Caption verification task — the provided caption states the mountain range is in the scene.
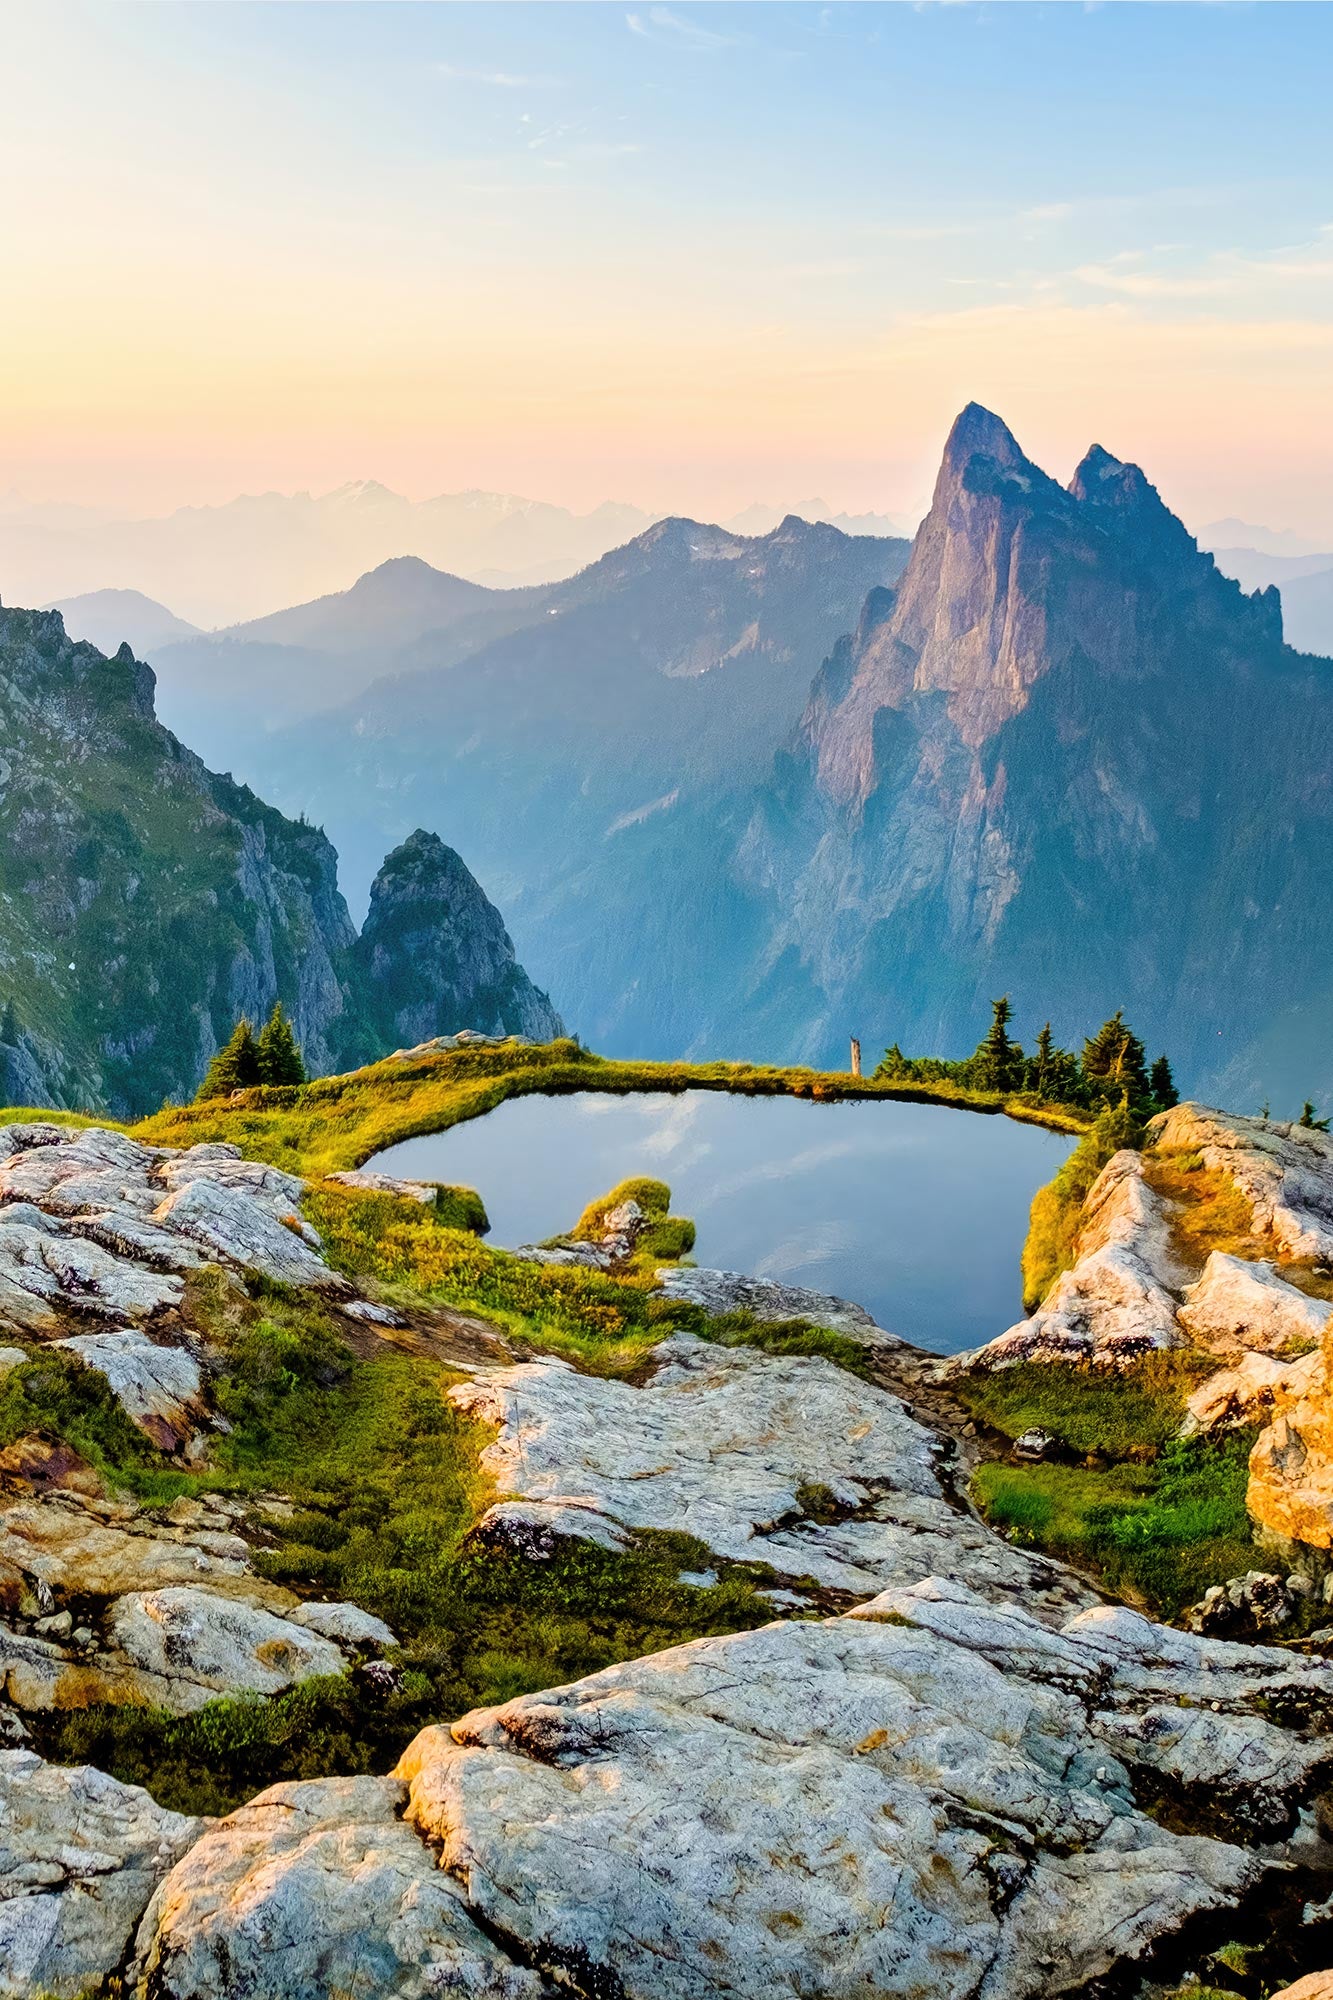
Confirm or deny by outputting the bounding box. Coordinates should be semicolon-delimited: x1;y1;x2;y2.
148;403;1333;1114
0;607;557;1117
8;481;908;629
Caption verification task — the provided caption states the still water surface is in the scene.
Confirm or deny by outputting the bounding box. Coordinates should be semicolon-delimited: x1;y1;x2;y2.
368;1090;1072;1356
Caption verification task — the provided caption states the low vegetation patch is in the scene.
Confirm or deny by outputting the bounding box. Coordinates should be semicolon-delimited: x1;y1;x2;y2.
1142;1149;1261;1266
132;1036;1087;1183
962;1355;1257;1616
1021;1100;1146;1309
26;1273;782;1815
954;1354;1214;1457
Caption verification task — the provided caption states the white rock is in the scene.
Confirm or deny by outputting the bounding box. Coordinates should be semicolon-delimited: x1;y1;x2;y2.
325;1168;440;1203
470;1498;632;1559
450;1336;1094;1614
379;1576;1332;2000
0;1349;26;1378
1150;1102;1333;1262
53;1328;205;1450
0;1748;203;2000
969;1152;1183;1368
103;1588;348;1711
285;1599;397;1648
1182;1350;1313;1435
131;1774;544;2000
1180;1251;1332;1356
150;1177;341;1291
0;1124;346;1342
655;1265;910;1351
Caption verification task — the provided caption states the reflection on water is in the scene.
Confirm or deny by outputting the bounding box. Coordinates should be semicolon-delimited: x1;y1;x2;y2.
368;1090;1072;1357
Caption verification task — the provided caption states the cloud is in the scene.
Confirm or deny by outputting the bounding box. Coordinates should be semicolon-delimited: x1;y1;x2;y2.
1074;261;1233;300
626;7;742;48
437;63;556;88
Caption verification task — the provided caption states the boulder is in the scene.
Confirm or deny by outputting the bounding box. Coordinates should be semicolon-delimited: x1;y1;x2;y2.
655;1265;910;1354
53;1328;206;1450
103;1588;350;1712
966;1152;1183;1369
0;1749;203;2000
0;1124;345;1341
450;1335;1095;1617
1179;1252;1331;1357
130;1774;544;2000
1150;1103;1333;1262
365;1578;1333;2000
1271;1977;1333;2000
1182;1349;1320;1436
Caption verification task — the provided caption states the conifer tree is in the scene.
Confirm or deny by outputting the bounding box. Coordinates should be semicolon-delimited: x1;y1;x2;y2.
256;1003;306;1086
195;1019;261;1102
1081;1010;1149;1101
1299;1101;1330;1132
1029;1021;1055;1097
1149;1054;1178;1109
973;996;1024;1093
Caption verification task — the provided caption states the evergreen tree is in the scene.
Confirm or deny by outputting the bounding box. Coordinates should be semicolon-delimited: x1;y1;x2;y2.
1299;1101;1331;1132
876;1043;908;1078
0;998;16;1047
1148;1054;1178;1109
1028;1022;1055;1098
256;1003;306;1086
195;1019;261;1102
972;996;1024;1093
1081;1010;1149;1102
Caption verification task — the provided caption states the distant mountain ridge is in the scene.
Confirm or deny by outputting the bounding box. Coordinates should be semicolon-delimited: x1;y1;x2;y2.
1;480;908;629
0;607;556;1117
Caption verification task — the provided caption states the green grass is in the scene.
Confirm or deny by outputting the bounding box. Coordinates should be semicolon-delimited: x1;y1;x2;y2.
25;1271;784;1815
974;1430;1258;1616
131;1038;1087;1182
955;1354;1214;1457
960;1353;1258;1615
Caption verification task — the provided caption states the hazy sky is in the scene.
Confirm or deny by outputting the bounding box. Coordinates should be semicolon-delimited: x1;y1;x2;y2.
5;1;1333;535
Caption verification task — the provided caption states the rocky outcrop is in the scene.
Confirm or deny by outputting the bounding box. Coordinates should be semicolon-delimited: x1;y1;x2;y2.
1180;1250;1332;1357
451;1335;1093;1615
0;1750;204;2000
1183;1349;1319;1436
655;1265;911;1354
346;829;562;1058
1249;1319;1333;1554
0;1123;344;1348
119;1577;1333;2000
130;1775;545;2000
968;1151;1184;1369
1150;1103;1333;1262
52;1330;205;1450
0;1485;394;1719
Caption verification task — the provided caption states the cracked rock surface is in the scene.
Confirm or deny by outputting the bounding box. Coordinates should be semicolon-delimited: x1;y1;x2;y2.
18;1575;1333;2000
0;1124;343;1338
0;1749;203;2000
451;1334;1095;1616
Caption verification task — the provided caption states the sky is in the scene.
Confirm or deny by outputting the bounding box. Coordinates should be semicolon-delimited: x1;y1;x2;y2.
3;1;1333;537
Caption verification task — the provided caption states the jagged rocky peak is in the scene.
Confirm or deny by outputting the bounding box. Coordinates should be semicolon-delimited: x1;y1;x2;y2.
352;829;562;1052
808;402;1287;803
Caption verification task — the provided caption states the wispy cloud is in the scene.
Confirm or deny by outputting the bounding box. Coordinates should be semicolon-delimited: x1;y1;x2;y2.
437;62;557;89
626;7;742;49
1075;261;1232;300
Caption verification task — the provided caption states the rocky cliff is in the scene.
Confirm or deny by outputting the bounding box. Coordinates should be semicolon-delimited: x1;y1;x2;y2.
346;830;561;1057
726;405;1333;1098
0;608;556;1116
